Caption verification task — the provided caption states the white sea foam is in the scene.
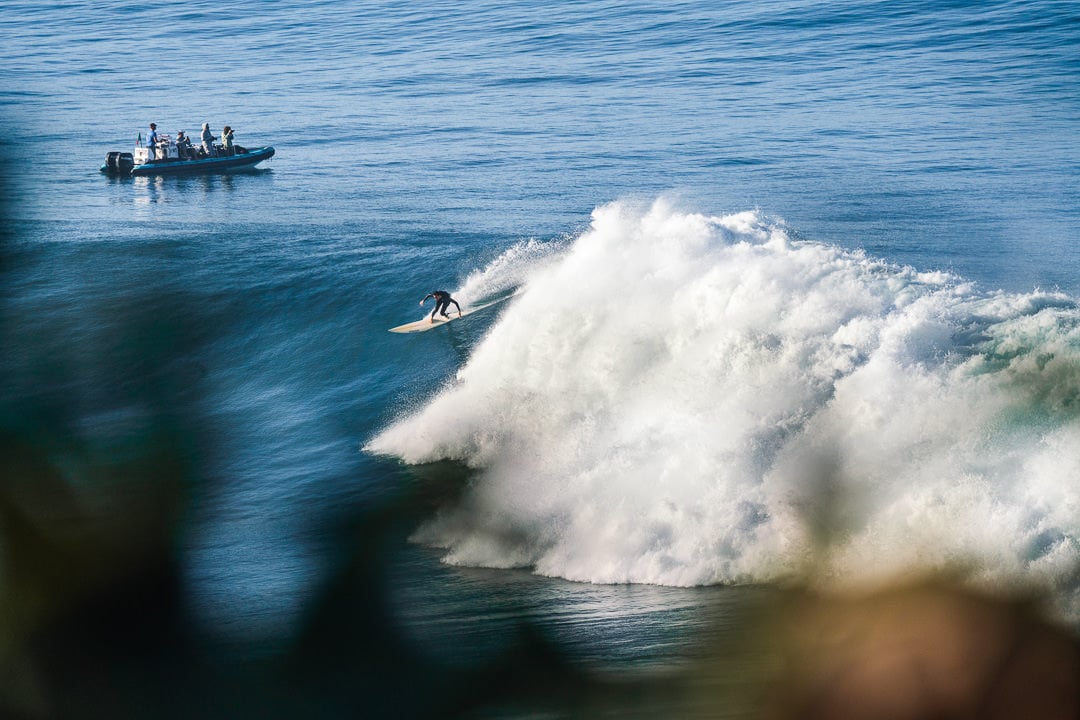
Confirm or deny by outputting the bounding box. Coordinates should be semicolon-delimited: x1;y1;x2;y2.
366;199;1080;609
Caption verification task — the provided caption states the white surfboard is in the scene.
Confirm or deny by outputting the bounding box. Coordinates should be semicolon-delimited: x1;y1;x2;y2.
388;295;513;334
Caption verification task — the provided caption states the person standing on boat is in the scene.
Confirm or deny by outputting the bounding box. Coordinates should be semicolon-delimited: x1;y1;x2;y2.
200;122;217;157
420;290;462;323
146;123;159;154
221;126;234;156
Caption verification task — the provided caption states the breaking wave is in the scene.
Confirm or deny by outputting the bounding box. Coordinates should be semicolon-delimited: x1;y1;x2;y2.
367;199;1080;609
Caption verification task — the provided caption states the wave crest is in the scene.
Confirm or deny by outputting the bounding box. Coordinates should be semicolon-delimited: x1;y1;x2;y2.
366;199;1080;604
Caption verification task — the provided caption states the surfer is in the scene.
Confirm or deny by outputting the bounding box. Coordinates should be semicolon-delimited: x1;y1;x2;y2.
420;290;462;323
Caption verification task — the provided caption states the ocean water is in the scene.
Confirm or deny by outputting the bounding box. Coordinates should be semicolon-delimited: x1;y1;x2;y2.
1;0;1079;716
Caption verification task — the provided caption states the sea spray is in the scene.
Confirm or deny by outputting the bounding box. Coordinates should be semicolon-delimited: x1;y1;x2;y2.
455;236;566;306
366;199;1080;612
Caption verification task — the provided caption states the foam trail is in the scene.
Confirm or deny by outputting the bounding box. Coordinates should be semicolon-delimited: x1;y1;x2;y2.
455;236;566;305
367;199;1080;611
400;237;562;325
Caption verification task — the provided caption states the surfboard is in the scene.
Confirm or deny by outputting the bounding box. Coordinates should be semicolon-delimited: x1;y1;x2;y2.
388;295;513;334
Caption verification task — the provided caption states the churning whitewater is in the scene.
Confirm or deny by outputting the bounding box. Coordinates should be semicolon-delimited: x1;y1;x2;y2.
367;199;1080;603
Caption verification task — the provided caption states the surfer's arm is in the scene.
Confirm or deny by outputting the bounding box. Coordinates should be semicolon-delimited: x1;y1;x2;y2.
420;293;434;305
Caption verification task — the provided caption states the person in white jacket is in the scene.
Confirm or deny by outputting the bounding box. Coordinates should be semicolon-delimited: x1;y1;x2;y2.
200;122;217;157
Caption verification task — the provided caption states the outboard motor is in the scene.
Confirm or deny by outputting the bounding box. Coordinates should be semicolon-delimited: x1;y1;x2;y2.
104;151;135;175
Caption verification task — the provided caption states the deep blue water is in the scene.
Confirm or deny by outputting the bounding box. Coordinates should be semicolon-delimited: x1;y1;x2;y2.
2;0;1079;716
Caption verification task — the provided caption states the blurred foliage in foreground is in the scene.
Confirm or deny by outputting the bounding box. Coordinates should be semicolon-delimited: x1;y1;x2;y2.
3;172;1080;719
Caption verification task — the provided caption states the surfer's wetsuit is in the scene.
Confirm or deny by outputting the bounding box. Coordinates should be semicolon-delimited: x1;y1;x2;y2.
422;290;461;320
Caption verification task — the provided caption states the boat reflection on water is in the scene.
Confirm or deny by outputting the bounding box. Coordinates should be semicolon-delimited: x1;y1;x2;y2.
128;168;273;212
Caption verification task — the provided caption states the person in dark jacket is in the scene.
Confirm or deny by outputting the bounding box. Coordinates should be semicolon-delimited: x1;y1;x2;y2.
420;290;462;323
175;130;193;159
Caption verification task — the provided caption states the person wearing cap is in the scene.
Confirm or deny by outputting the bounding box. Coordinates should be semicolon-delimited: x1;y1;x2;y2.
146;123;159;150
176;130;193;159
